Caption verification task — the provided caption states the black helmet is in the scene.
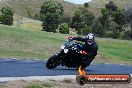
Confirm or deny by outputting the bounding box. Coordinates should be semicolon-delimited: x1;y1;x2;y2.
86;33;95;45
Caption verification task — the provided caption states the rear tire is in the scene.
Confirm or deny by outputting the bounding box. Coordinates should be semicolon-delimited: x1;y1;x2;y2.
46;55;60;69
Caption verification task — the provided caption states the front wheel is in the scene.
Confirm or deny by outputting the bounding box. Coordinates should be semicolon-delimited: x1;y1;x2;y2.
46;55;60;69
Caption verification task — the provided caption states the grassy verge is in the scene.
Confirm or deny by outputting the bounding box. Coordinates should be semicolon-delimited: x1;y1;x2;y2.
96;38;132;62
0;24;132;63
1;80;132;88
13;15;42;31
27;83;52;88
0;24;66;59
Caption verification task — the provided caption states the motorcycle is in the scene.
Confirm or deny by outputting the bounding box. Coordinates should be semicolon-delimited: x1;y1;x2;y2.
46;37;88;69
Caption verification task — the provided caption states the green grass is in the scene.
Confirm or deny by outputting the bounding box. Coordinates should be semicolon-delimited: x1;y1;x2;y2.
27;83;52;88
96;38;132;62
0;24;66;59
0;24;132;63
13;15;42;31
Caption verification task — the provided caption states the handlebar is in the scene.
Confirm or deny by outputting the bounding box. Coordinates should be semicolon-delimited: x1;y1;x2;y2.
65;39;83;49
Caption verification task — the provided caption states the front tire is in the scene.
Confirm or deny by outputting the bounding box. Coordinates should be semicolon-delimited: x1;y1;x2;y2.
46;55;60;69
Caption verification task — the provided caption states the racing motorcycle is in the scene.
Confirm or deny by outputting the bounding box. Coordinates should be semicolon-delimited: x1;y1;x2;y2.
46;37;88;69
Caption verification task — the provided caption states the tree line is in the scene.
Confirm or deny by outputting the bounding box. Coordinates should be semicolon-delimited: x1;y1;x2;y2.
0;0;132;39
39;0;132;39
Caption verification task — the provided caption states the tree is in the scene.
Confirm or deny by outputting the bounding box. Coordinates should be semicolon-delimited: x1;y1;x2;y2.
40;0;64;32
97;1;125;38
96;8;110;37
108;21;121;38
70;9;85;34
84;3;89;8
84;10;95;26
60;15;71;26
79;7;95;27
105;1;117;12
123;8;132;39
125;8;132;31
112;9;125;28
71;3;95;35
91;19;105;37
0;7;14;25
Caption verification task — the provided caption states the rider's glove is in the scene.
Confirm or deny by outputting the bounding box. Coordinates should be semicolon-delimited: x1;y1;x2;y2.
68;36;74;41
80;50;88;55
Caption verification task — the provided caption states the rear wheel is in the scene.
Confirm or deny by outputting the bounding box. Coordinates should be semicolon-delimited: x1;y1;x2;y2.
46;55;60;69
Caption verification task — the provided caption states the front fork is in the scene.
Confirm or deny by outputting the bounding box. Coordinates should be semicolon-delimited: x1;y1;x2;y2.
56;50;67;66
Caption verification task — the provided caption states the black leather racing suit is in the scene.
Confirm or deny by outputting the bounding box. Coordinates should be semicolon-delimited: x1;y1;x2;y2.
73;36;98;68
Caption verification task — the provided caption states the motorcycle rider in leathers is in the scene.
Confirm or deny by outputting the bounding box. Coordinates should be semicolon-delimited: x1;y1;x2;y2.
69;33;98;69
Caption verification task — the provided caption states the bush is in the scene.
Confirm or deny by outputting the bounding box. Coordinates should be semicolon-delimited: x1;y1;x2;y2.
59;23;69;34
27;84;43;88
81;26;91;35
27;83;52;88
0;7;14;25
107;31;120;39
110;32;120;39
121;30;132;39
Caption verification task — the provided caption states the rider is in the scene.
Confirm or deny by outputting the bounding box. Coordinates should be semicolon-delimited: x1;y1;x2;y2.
69;33;98;69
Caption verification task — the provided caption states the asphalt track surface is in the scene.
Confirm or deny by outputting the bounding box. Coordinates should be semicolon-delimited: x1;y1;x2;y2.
0;58;132;77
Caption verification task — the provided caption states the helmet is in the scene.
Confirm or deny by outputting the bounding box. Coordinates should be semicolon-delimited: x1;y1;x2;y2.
86;33;95;45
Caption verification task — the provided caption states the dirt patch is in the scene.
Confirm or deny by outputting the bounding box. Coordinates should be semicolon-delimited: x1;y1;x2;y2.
0;79;132;88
